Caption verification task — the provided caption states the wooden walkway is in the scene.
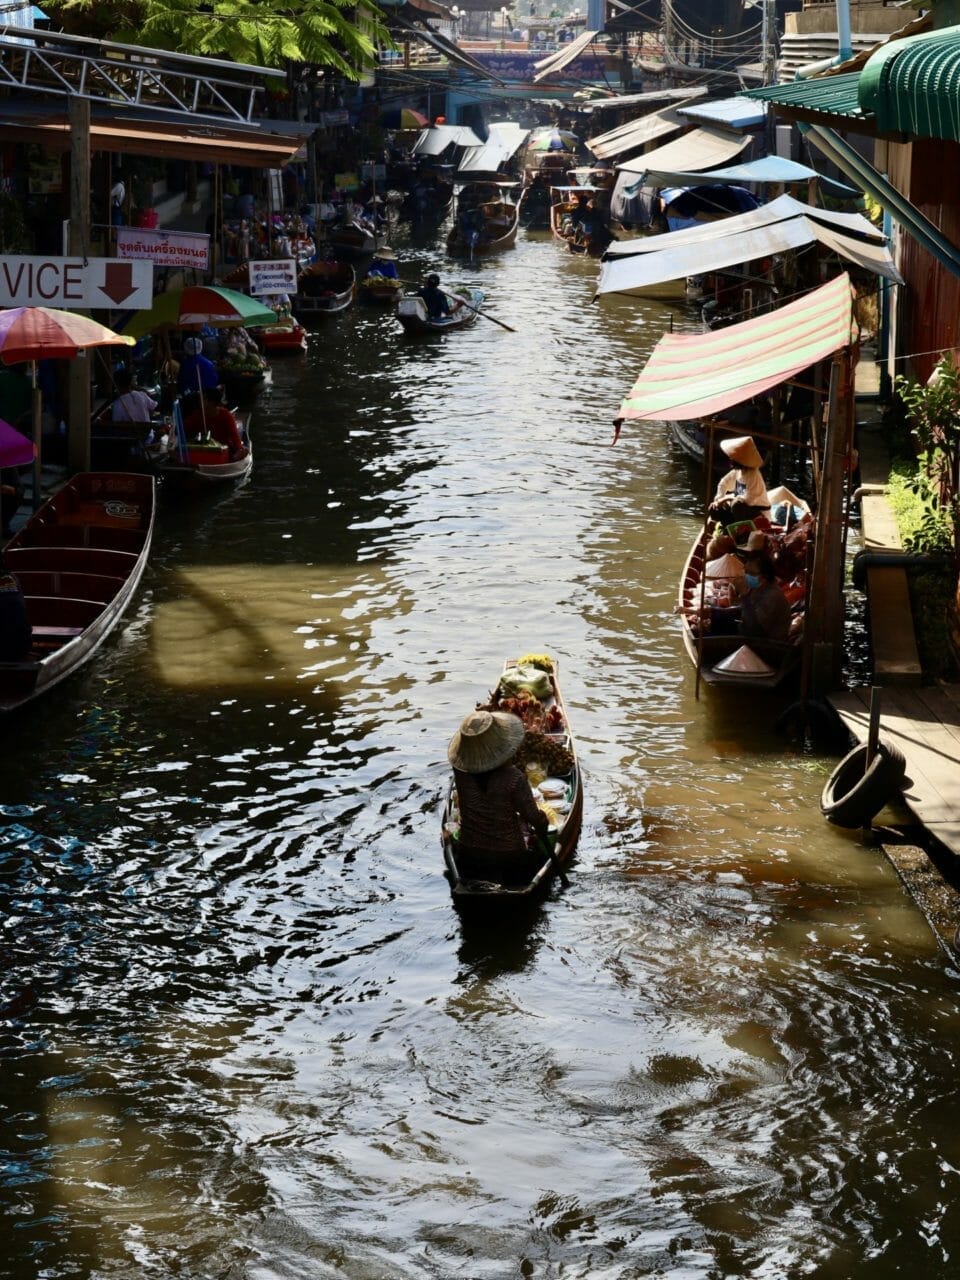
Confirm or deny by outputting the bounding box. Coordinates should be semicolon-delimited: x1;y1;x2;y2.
829;685;960;857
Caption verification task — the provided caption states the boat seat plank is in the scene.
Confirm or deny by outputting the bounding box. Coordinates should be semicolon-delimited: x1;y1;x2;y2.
31;625;84;637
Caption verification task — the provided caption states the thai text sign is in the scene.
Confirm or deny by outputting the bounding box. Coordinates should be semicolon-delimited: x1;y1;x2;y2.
116;227;210;271
248;259;298;296
0;255;154;309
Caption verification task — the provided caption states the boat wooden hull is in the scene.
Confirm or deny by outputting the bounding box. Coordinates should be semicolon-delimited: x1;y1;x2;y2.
441;657;582;910
0;472;155;713
358;277;402;306
255;322;308;353
446;202;519;257
678;486;811;688
159;411;253;491
397;287;484;335
296;262;355;317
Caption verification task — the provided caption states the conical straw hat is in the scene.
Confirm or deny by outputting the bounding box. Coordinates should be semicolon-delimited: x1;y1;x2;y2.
448;709;524;772
720;435;763;468
714;645;775;675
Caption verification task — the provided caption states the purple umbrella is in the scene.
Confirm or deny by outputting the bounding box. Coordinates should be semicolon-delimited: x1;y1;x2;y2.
0;417;35;469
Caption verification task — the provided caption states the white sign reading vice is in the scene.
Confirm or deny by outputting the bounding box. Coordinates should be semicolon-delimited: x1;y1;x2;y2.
0;255;154;309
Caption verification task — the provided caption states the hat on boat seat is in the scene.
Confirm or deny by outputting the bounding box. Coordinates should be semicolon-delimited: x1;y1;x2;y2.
720;435;763;468
448;710;525;773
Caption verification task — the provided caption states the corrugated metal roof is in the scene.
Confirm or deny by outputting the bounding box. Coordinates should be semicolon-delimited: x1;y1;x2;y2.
860;23;960;142
745;73;869;126
676;95;767;131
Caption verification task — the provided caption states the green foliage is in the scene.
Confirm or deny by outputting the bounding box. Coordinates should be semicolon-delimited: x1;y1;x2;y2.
44;0;386;78
894;356;960;572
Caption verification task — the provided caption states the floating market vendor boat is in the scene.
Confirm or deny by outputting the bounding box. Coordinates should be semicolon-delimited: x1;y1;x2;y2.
0;472;155;713
296;260;356;317
677;485;812;689
397;286;484;336
158;404;253;491
442;654;583;909
358;274;403;306
446;182;519;257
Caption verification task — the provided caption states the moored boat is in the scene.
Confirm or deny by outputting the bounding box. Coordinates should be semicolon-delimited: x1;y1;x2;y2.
296;260;356;317
358;274;403;306
442;654;583;909
0;472;154;713
677;485;813;688
254;318;308;354
447;182;519;257
397;285;484;335
159;405;253;491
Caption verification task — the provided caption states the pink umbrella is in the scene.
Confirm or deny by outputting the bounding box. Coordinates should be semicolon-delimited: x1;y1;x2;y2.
0;306;135;507
0;417;35;469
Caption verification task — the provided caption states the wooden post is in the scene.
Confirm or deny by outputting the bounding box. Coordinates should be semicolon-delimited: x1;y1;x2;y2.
806;351;854;695
67;94;91;475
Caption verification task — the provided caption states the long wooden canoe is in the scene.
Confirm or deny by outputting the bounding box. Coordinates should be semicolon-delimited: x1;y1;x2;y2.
0;472;154;713
442;655;583;909
677;485;812;689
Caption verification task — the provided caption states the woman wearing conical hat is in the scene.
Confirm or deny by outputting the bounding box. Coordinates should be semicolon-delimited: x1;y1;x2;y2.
709;435;770;527
448;709;550;884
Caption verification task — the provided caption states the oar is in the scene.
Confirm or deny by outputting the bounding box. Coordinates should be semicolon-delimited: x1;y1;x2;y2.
538;834;570;889
448;292;516;333
397;278;516;333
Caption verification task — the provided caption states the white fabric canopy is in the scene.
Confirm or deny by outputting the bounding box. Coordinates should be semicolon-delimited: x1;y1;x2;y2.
587;107;688;161
616;127;751;177
457;122;530;175
412;125;483;157
595;215;902;297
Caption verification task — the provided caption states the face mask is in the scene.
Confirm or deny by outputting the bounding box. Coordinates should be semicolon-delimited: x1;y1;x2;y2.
744;572;761;589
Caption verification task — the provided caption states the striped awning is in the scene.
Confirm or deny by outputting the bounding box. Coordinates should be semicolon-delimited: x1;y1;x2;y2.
614;272;856;426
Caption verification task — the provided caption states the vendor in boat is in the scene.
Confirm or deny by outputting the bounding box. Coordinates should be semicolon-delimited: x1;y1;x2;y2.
0;552;31;661
448;709;551;884
182;386;248;461
111;368;158;424
365;247;399;281
417;273;461;321
708;435;770;527
702;551;792;662
177;336;221;398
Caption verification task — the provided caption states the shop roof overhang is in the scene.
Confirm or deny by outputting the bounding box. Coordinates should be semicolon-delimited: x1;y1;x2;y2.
614;272;856;425
0;98;311;167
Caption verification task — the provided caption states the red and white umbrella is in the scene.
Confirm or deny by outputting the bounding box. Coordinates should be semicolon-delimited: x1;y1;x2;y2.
0;306;135;506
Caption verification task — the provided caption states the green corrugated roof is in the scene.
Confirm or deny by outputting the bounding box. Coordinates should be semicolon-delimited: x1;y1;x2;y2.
860;24;960;142
744;73;868;125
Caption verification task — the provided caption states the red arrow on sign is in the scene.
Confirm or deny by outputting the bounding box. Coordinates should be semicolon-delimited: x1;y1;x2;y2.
99;261;138;305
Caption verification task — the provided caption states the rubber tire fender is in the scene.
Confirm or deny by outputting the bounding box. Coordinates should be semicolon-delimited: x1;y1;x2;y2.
820;739;907;829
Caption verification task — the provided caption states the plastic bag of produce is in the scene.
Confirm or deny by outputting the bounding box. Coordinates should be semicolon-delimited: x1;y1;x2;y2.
499;664;552;701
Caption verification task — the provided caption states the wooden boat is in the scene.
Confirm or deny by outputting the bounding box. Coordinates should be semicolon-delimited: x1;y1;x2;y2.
446;183;519;257
358;274;403;306
677;485;813;688
442;655;583;908
0;472;154;713
219;362;272;405
397;286;484;336
328;221;382;260
159;408;253;490
296;260;355;317
253;317;308;354
549;184;615;257
667;414;774;473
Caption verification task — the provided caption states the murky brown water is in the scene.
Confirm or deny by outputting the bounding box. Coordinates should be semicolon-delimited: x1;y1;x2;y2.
2;227;959;1279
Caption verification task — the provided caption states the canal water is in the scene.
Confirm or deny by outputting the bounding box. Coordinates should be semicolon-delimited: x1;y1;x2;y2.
2;227;960;1279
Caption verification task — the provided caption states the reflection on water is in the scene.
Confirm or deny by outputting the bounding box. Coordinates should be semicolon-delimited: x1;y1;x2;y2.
1;227;958;1279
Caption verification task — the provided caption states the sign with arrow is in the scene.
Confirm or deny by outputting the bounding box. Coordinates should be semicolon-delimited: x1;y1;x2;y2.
0;255;154;310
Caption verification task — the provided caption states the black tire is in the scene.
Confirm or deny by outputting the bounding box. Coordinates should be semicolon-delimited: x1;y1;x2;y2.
820;739;907;828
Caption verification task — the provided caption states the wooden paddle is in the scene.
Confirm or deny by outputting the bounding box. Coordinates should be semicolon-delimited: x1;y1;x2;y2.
538;834;570;889
450;293;517;333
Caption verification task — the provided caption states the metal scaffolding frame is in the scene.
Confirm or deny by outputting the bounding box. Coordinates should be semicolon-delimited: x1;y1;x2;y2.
0;25;285;123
